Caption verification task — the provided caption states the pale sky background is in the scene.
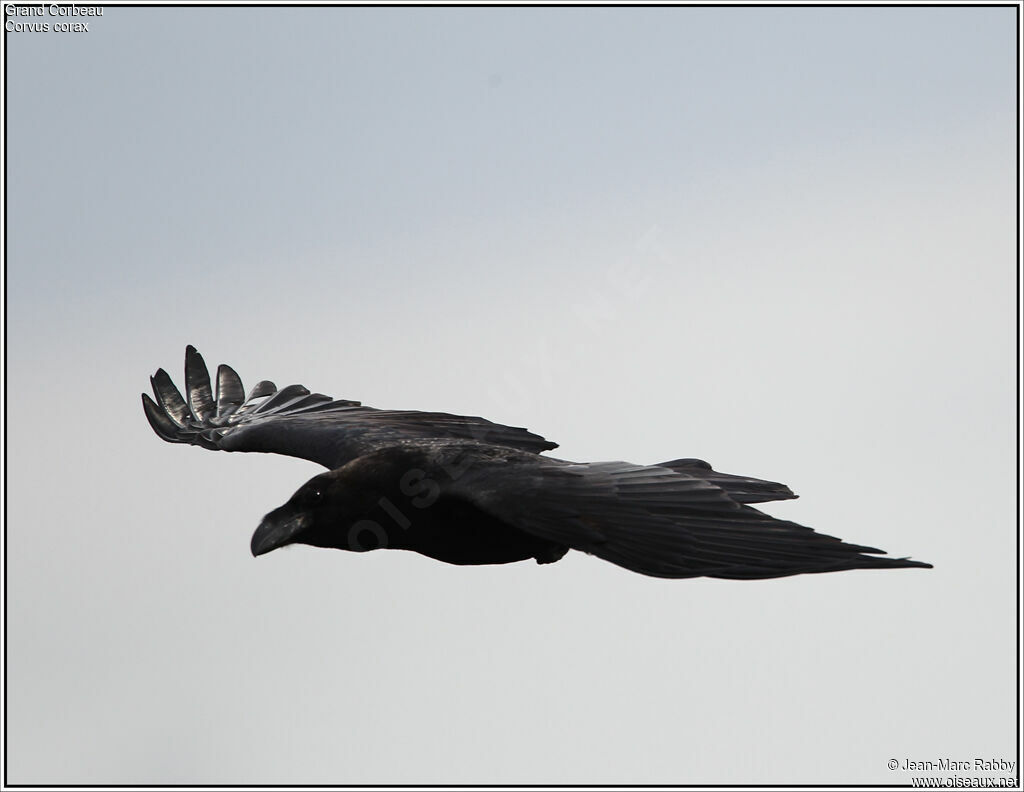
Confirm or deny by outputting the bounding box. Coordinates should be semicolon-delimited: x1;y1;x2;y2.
5;5;1017;785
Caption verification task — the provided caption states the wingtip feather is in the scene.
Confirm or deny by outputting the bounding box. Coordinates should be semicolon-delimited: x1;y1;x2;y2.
215;363;246;420
150;369;189;426
185;346;215;421
142;393;184;442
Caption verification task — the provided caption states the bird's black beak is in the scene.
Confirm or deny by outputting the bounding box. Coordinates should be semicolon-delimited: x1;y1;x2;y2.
250;508;312;557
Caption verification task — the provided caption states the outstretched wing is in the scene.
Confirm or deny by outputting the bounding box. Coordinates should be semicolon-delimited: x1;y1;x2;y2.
142;346;558;469
445;451;930;580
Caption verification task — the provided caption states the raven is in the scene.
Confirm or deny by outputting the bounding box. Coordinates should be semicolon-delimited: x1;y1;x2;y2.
143;347;931;579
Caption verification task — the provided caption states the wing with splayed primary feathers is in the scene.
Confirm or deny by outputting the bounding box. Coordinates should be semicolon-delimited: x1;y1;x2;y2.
142;346;558;470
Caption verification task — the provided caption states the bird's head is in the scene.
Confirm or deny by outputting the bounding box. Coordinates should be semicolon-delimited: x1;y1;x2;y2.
249;466;386;557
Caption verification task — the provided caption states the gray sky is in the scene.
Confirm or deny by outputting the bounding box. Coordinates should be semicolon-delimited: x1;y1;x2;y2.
5;5;1017;785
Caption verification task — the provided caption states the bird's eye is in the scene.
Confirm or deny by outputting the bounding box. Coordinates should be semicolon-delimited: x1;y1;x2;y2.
307;488;323;504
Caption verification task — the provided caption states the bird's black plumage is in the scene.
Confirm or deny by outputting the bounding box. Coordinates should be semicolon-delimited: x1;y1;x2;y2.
144;347;932;579
142;345;556;468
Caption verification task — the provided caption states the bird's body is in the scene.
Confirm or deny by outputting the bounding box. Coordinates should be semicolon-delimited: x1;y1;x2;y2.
143;347;931;579
250;440;568;566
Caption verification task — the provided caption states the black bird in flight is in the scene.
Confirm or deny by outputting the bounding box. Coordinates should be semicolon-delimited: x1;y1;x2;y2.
143;347;931;579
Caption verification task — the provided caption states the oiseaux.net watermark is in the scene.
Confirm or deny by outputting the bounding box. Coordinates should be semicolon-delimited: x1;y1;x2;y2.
5;4;102;33
888;757;1018;789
